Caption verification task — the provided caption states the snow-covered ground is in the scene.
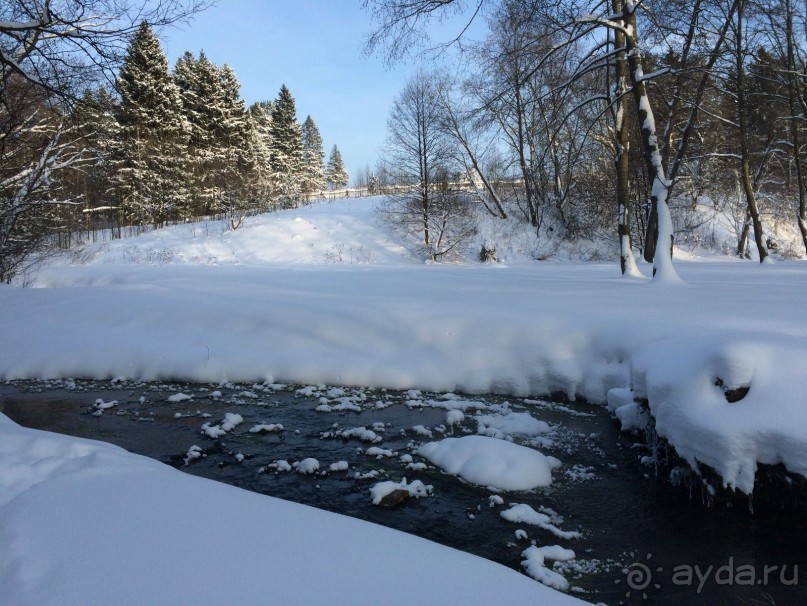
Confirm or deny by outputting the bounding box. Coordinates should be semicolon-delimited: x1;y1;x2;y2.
2;195;807;603
0;412;587;606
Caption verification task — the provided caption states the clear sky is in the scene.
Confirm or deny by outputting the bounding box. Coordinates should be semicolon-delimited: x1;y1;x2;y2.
159;0;419;184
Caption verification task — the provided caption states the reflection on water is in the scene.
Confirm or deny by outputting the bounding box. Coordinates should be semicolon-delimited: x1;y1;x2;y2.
1;379;805;606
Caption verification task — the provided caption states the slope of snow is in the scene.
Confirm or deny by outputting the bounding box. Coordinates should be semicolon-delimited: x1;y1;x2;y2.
0;413;587;606
3;196;807;495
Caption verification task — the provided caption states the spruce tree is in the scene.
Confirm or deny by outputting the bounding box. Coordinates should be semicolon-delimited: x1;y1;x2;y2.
301;115;326;194
72;88;121;213
109;21;188;226
245;101;274;204
270;84;304;203
174;50;217;214
325;145;349;189
174;53;250;215
215;64;250;212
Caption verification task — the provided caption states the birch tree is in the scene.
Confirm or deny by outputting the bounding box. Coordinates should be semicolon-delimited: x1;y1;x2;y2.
364;0;740;280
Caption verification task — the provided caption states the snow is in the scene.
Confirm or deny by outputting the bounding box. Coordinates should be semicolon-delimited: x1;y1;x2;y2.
369;477;433;505
521;545;578;590
500;503;581;540
418;435;555;491
446;409;465;427
1;195;807;600
248;422;284;433
167;392;193;402
200;412;243;438
1;198;806;493
475;411;551;437
293;457;320;474
329;460;349;472
0;414;587;606
365;446;396;458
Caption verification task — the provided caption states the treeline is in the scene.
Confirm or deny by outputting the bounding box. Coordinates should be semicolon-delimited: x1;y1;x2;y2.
77;22;350;226
1;17;349;283
369;0;807;273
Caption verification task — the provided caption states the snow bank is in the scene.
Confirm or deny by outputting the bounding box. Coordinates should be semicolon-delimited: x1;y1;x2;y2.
418;435;554;491
631;337;807;493
0;414;589;606
3;197;807;492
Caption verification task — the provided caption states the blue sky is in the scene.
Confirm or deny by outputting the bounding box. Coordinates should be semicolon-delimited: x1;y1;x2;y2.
160;0;418;183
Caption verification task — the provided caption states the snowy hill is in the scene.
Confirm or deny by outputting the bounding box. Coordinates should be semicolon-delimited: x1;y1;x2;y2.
3;196;807;495
3;196;807;605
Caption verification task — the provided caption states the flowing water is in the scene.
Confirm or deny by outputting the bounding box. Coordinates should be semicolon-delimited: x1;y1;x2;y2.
1;379;805;606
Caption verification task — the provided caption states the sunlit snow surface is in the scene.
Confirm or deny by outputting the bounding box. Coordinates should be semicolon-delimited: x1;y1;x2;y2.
418;435;554;490
3;199;807;493
0;199;807;491
0;413;588;606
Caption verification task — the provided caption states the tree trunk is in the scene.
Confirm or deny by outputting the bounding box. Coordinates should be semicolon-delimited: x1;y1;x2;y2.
513;81;539;231
785;0;807;254
735;0;768;262
612;0;639;276
623;1;678;280
737;208;751;258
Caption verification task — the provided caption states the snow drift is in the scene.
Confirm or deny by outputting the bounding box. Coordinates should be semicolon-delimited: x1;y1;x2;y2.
3;196;807;493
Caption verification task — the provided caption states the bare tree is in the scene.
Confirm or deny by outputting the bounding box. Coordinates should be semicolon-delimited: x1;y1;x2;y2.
434;76;508;219
381;70;476;260
759;0;807;254
730;0;768;261
1;0;208;98
0;85;81;282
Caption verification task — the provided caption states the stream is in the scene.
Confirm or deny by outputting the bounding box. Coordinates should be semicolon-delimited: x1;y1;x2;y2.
1;379;805;606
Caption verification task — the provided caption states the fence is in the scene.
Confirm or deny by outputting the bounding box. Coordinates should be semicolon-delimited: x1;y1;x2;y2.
62;188;377;248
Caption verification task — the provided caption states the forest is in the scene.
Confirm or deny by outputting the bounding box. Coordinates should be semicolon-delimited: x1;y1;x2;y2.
4;0;807;284
0;5;348;283
370;0;807;275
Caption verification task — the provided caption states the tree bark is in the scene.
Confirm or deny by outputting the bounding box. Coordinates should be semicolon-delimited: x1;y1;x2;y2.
612;0;638;275
623;1;678;280
784;0;807;254
735;0;768;262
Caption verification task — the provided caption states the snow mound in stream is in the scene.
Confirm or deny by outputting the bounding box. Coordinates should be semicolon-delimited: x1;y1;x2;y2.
418;435;554;491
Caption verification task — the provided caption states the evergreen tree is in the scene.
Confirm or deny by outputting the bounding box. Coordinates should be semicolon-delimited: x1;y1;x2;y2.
109;21;188;226
270;84;304;203
72;88;121;213
245;101;274;204
174;53;250;215
300;115;326;194
325;145;349;189
215;64;250;213
174;50;218;214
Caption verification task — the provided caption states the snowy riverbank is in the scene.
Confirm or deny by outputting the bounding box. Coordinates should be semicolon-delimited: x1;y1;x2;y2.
3;196;807;603
4;197;807;494
0;410;590;605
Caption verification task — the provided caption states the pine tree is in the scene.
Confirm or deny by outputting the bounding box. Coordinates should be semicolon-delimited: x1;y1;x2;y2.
300;115;326;194
109;21;188;226
174;50;218;214
325;145;349;189
270;84;304;203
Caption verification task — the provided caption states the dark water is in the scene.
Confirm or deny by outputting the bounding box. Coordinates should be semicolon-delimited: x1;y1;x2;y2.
1;379;805;606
